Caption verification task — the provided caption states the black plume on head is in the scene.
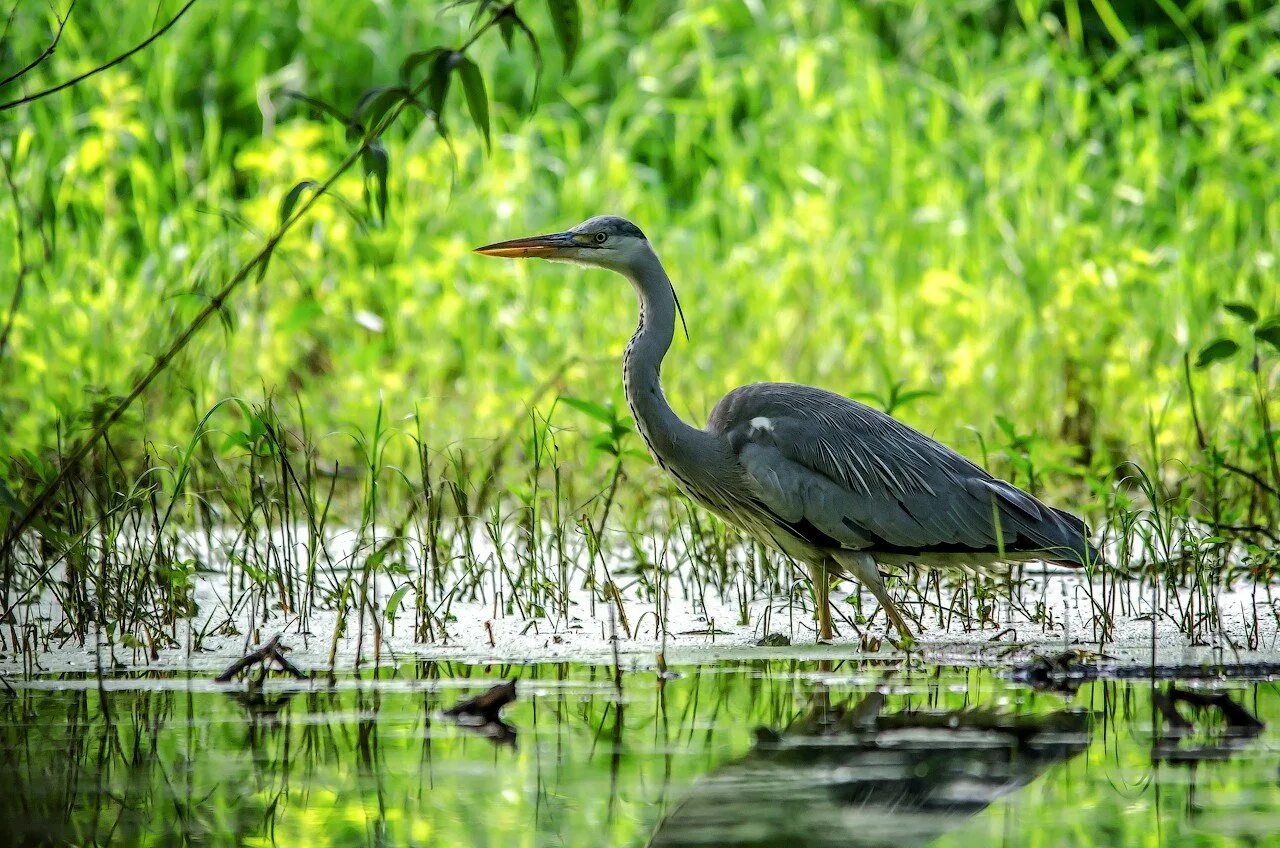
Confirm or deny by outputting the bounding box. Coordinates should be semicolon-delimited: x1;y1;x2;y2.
576;215;647;240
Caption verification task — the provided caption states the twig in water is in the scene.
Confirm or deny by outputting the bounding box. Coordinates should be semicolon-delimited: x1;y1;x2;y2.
215;634;307;683
444;679;517;723
443;679;518;745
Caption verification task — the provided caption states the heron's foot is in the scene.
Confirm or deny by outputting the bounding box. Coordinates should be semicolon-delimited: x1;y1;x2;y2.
816;613;835;643
881;602;916;650
887;631;917;653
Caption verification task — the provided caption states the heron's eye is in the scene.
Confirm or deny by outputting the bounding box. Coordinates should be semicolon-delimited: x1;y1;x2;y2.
594;232;608;244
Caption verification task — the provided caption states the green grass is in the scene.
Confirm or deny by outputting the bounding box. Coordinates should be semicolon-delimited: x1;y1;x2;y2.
1;1;1278;648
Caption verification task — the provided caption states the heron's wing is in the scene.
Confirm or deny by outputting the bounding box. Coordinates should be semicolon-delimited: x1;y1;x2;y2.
707;383;1099;564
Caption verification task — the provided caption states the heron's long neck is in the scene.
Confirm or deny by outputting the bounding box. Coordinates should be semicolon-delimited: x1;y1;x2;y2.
621;251;718;468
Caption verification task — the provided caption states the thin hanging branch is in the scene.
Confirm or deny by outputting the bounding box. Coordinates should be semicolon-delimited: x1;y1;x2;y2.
0;0;199;111
0;0;78;89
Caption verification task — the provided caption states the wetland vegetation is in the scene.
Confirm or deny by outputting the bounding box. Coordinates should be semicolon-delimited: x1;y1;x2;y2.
1;1;1280;844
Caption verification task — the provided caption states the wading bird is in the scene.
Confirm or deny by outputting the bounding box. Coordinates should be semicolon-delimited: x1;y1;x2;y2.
476;216;1100;642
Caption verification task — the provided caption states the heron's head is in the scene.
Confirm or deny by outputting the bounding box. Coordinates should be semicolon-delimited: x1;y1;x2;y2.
473;215;651;272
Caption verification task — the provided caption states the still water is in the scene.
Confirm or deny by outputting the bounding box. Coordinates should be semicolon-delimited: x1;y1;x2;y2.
3;660;1278;846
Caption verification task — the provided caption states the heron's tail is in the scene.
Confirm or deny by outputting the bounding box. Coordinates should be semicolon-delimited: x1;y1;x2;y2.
1044;506;1104;569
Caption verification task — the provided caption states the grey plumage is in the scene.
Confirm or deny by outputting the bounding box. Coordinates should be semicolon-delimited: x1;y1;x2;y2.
709;382;1098;566
475;215;1102;641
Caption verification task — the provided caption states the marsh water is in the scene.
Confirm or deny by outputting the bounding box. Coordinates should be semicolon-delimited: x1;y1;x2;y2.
3;660;1279;847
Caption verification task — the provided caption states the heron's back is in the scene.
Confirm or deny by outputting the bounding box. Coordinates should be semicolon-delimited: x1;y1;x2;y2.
706;382;1102;567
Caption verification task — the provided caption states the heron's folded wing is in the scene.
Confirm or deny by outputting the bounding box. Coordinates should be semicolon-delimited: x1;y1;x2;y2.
713;383;1096;562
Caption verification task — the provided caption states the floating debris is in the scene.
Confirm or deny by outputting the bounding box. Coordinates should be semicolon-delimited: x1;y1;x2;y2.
445;680;517;722
1012;651;1280;693
443;680;518;745
214;635;307;683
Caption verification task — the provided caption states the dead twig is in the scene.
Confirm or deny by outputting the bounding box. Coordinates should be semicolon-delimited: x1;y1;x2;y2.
443;680;518;745
215;634;306;683
445;679;516;723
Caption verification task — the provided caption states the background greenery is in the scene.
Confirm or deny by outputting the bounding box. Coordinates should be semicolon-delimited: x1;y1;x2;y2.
1;0;1278;607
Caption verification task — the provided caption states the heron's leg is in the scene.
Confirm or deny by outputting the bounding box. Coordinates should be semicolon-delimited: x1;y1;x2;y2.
806;560;834;641
837;552;914;643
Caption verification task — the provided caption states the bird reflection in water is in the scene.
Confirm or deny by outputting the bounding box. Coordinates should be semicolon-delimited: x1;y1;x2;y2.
647;687;1093;848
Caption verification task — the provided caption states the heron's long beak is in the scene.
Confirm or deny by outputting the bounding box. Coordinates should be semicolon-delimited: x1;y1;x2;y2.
473;231;574;258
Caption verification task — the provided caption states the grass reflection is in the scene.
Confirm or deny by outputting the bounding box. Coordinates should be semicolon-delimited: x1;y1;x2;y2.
1;661;1277;847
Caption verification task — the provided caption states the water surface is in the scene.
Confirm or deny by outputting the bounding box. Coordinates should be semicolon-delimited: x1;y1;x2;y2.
4;661;1279;846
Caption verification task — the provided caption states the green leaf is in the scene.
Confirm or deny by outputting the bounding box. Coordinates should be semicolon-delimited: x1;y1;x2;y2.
215;301;236;334
1194;337;1240;368
355;85;411;132
892;388;936;409
222;431;251;452
0;478;26;520
362;141;390;223
426;51;458;137
1255;317;1280;353
1224;302;1258;323
559;396;614;424
284;90;359;132
546;0;581;72
498;13;515;49
506;10;543;105
278;180;319;226
590;433;620;454
455;56;490;150
400;48;447;86
385;584;411;623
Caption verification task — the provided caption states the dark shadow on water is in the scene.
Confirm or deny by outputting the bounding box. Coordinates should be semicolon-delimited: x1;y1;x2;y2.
1151;684;1265;766
648;690;1094;848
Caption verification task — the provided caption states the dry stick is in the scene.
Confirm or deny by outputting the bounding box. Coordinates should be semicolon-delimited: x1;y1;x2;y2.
0;0;78;89
0;0;199;111
214;633;307;682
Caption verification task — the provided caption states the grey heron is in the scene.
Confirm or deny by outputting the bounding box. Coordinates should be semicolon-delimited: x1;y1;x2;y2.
476;215;1101;642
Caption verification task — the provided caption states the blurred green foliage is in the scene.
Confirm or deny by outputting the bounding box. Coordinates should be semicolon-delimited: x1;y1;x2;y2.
1;0;1278;518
